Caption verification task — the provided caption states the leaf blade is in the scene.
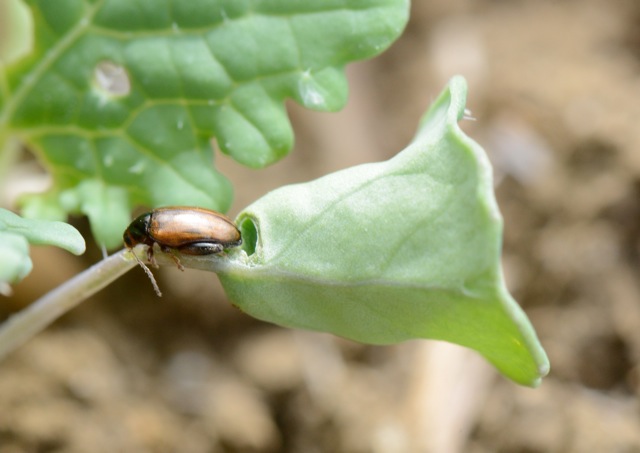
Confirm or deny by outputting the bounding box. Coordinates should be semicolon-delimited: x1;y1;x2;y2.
218;76;550;386
0;207;86;292
3;0;409;246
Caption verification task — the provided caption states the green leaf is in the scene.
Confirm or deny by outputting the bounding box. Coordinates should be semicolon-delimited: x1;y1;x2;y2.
0;0;409;249
0;0;32;65
0;208;85;291
0;232;31;294
218;76;550;387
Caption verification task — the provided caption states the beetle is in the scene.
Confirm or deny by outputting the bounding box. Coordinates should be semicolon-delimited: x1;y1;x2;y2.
123;206;242;295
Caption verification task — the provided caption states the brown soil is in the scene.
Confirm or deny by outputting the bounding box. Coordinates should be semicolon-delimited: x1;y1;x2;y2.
3;0;640;451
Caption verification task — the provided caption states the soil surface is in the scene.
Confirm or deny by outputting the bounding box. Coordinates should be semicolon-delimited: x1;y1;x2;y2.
3;1;640;452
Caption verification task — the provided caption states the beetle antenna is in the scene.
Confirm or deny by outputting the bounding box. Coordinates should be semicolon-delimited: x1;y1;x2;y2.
131;251;163;297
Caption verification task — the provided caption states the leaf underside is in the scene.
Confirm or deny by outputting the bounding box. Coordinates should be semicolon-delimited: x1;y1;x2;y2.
218;76;550;387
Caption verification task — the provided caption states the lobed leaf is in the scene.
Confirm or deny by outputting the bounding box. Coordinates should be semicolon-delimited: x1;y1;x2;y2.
0;0;409;248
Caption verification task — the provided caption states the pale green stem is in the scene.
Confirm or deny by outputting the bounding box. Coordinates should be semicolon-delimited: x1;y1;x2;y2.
0;246;237;361
0;249;136;361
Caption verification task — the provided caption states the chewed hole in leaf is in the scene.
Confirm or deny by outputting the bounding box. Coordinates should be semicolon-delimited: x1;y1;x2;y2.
238;216;258;256
93;61;130;97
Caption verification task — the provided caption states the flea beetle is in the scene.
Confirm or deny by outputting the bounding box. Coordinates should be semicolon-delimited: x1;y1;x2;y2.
123;206;242;296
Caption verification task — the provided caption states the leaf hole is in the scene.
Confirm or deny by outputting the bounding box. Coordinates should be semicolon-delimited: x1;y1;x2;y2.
238;216;258;256
93;61;131;97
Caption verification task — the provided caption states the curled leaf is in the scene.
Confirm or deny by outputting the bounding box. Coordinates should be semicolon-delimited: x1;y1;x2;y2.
217;76;550;386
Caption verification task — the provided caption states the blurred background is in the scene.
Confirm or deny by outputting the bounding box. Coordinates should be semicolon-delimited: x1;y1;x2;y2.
2;0;640;451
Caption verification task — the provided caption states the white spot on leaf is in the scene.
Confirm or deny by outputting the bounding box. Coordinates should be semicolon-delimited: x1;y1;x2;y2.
128;161;146;174
93;61;130;97
297;70;327;109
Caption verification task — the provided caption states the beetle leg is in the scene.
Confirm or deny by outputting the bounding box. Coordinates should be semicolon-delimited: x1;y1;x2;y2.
160;245;185;271
146;246;159;268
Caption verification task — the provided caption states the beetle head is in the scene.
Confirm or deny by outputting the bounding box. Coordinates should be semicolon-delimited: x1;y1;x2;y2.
123;212;152;248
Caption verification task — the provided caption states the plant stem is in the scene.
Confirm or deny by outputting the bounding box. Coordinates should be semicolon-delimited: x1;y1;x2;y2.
0;249;135;361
